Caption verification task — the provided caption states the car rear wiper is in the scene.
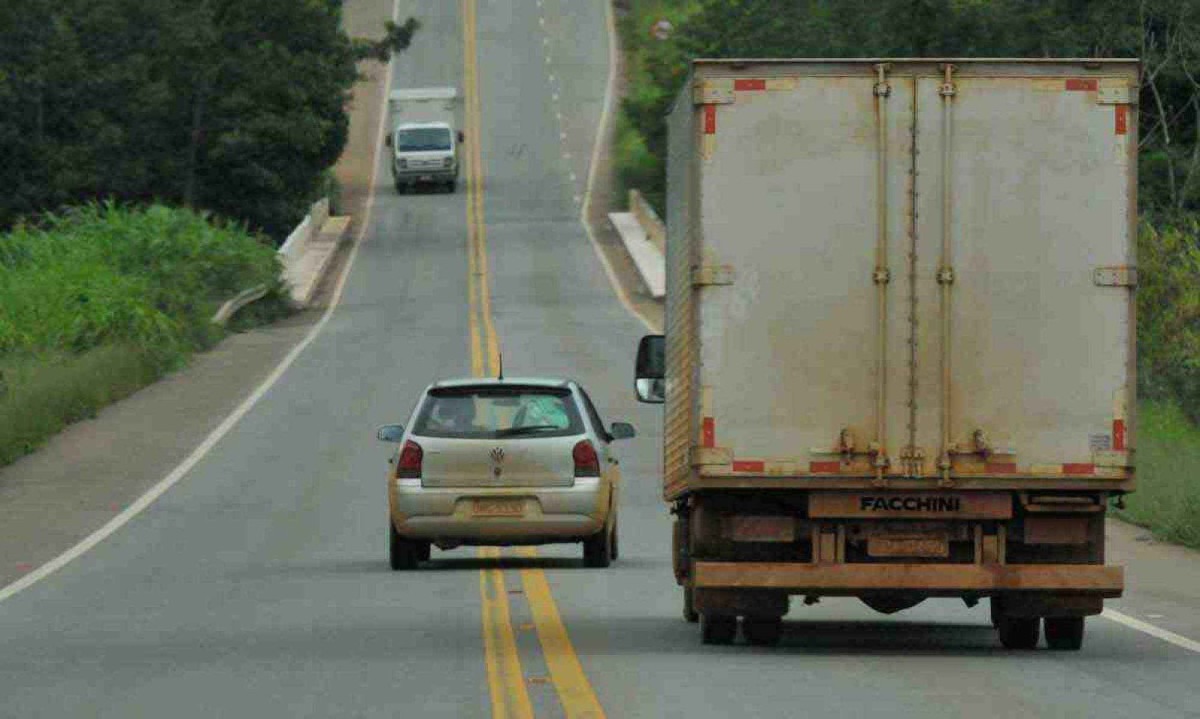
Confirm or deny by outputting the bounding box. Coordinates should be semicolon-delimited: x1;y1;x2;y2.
496;425;561;437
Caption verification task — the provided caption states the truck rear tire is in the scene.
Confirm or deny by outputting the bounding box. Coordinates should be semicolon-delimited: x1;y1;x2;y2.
682;585;698;623
1044;617;1085;650
997;615;1040;650
742;616;783;646
700;614;737;645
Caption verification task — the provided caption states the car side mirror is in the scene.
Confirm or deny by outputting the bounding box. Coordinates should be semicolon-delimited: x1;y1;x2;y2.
376;424;405;442
609;422;636;440
384;133;393;148
457;131;465;144
634;334;665;404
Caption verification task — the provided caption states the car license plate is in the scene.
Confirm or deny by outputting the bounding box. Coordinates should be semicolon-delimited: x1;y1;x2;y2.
867;534;949;558
472;498;525;518
419;174;434;182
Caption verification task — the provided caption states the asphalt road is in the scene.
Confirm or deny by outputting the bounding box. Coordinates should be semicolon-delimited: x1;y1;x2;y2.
3;1;1200;717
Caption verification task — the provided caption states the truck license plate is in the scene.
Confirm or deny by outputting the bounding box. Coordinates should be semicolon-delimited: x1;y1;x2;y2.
472;498;525;518
867;534;949;558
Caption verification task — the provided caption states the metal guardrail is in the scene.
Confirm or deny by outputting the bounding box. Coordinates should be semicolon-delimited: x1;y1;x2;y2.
628;189;665;253
211;197;332;325
210;284;270;326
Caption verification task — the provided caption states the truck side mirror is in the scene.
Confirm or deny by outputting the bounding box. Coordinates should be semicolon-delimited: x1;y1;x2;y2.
385;133;393;148
457;131;465;144
634;335;665;404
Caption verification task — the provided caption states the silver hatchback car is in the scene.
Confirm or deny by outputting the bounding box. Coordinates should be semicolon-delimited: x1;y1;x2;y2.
377;378;635;569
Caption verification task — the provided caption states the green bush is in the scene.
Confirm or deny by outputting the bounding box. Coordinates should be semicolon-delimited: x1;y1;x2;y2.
0;203;288;464
1136;218;1200;420
1118;400;1200;549
614;0;698;215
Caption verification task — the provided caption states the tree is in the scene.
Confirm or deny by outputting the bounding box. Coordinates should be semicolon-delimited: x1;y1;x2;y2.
0;0;418;240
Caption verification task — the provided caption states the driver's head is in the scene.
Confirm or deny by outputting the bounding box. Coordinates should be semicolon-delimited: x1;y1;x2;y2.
442;395;476;426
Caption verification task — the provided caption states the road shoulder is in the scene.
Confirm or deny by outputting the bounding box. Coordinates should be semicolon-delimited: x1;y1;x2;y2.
0;0;394;593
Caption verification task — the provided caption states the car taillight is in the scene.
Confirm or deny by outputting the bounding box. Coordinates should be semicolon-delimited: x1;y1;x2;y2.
573;440;600;477
397;440;423;478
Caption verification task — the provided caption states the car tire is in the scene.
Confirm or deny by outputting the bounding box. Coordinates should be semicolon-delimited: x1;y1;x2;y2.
583;525;612;568
394;180;406;194
1044;617;1085;651
700;614;737;645
997;615;1040;650
418;542;432;562
444;180;456;193
389;520;420;571
610;516;619;561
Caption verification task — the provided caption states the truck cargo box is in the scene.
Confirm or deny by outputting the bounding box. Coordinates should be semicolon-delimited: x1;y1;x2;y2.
661;59;1138;500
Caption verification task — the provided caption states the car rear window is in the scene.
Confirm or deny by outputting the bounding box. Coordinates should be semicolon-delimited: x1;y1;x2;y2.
412;386;584;439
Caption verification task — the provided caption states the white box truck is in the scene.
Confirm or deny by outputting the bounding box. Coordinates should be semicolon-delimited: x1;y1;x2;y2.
634;59;1138;650
385;87;463;193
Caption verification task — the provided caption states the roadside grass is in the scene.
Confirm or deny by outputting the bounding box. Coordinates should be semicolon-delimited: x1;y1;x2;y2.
1118;400;1200;549
0;203;289;466
0;347;165;466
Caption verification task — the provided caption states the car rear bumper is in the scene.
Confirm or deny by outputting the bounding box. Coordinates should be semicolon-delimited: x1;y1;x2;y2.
390;477;609;541
692;562;1124;597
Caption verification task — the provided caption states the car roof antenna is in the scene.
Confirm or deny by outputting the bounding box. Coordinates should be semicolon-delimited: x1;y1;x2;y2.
497;351;504;381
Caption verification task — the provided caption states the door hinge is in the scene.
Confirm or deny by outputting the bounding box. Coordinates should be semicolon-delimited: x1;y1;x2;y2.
693;78;735;106
1093;266;1137;287
692;265;735;287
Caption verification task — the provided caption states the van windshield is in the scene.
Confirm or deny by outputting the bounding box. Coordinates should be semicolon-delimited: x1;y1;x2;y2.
395;128;452;152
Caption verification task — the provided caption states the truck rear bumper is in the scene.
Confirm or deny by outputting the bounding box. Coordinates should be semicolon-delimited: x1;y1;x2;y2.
692;562;1124;597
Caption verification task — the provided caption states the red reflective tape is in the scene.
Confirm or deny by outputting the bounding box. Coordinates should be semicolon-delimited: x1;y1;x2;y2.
701;417;715;448
1063;463;1096;476
1065;78;1098;92
809;461;841;474
1115;105;1128;135
734;78;766;92
1113;419;1126;451
703;104;717;135
732;460;765;473
985;462;1018;475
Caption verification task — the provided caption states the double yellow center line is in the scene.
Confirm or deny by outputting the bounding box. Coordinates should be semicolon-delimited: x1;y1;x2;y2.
463;0;499;379
461;1;604;717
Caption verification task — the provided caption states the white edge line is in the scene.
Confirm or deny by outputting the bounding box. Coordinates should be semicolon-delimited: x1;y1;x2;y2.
0;0;400;606
1102;609;1200;654
579;0;658;335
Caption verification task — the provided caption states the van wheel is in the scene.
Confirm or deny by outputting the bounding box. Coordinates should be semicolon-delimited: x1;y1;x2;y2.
1044;617;1085;651
997;615;1040;649
389;521;419;570
700;614;737;645
583;526;612;568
